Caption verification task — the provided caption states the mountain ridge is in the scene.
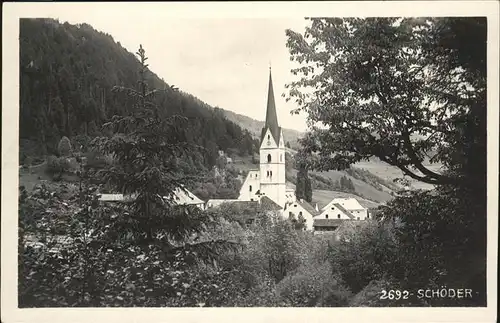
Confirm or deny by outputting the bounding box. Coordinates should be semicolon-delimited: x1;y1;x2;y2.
219;108;304;149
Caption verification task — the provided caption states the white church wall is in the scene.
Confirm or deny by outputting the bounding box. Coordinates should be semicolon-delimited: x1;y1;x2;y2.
238;170;261;201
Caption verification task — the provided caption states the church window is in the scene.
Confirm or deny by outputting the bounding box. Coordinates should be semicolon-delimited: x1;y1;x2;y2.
325;214;329;219
251;198;254;201
268;134;270;140
299;211;303;216
270;171;272;177
267;154;271;163
249;185;252;192
337;214;341;219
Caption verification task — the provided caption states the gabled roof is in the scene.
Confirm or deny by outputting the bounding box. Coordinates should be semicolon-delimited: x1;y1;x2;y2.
260;196;283;211
296;200;320;216
333;203;356;219
173;187;204;205
260;68;281;145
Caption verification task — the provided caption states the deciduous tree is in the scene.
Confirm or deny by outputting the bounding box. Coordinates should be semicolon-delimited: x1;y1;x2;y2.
285;18;486;187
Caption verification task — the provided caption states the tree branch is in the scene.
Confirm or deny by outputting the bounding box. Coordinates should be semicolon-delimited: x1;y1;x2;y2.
401;129;457;185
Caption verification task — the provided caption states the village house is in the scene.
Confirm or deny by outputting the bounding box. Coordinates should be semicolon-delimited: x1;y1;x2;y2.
283;199;320;231
98;187;205;210
313;197;370;234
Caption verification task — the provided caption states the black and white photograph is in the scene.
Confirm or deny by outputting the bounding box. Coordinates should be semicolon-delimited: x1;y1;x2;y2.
2;1;498;323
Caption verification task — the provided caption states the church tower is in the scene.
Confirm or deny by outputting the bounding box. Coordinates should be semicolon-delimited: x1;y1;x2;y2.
259;68;286;207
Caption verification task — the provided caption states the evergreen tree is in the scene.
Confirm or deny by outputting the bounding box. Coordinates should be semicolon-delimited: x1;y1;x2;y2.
57;136;72;157
92;45;235;257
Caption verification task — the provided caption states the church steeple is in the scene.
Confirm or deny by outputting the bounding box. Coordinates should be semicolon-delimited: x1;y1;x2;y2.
261;67;281;145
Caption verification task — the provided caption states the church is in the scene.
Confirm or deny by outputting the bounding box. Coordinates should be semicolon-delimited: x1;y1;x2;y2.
238;68;297;208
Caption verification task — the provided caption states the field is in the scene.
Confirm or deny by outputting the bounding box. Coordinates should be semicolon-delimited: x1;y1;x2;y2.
354;158;441;191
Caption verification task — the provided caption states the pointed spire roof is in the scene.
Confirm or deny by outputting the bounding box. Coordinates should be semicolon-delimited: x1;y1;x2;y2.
261;67;281;145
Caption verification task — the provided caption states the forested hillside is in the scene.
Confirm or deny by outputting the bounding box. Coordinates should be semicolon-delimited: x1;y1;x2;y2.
19;18;256;167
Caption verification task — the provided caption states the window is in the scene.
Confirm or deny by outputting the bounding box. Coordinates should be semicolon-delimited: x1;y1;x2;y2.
367;214;370;219
299;211;303;216
337;214;341;219
268;134;270;140
357;217;360;220
267;154;271;162
270;171;272;177
289;212;292;216
249;185;252;192
294;204;297;207
325;214;329;219
250;198;254;201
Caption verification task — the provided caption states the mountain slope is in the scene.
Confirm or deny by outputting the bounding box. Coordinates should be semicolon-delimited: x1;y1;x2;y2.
19;18;256;167
220;109;304;149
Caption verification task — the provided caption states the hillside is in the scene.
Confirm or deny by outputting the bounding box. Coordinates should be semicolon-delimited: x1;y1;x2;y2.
220;109;304;149
19;18;256;168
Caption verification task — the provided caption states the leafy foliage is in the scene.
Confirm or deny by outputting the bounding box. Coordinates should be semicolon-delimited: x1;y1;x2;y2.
286;17;486;306
328;222;398;294
285;18;485;187
57;136;72;157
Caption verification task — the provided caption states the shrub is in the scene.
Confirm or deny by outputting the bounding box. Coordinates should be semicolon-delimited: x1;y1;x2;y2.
327;222;398;294
57;136;72;157
276;261;352;306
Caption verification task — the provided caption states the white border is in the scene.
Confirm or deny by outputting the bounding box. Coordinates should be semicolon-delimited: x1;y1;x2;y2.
2;2;498;323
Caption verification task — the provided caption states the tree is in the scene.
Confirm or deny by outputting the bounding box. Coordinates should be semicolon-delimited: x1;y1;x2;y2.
91;45;233;257
285;141;291;149
295;150;313;202
286;17;487;305
295;165;312;202
58;136;72;157
285;18;486;187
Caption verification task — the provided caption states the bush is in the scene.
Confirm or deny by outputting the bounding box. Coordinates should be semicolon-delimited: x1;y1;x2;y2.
276;261;352;306
327;222;398;294
58;136;73;157
46;155;71;179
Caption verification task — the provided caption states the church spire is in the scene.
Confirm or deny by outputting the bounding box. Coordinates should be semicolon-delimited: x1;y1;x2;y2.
263;67;280;144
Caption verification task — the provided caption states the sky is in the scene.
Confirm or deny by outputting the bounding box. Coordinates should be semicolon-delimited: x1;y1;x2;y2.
34;7;311;131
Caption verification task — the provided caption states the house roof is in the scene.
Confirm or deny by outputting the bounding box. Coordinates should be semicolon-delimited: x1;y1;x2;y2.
99;193;125;201
260;196;283;211
206;199;243;207
260;69;281;145
333;203;355;219
313;218;351;227
99;188;204;206
296;200;320;216
173;188;204;205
